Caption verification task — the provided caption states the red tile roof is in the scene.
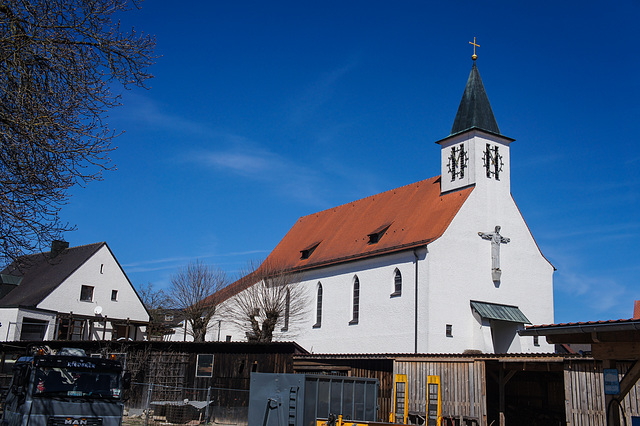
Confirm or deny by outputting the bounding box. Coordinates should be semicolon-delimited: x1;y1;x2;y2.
213;176;473;304
264;176;473;272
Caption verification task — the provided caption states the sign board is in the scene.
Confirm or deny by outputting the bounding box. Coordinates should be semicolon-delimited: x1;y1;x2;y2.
426;375;441;426
603;368;620;395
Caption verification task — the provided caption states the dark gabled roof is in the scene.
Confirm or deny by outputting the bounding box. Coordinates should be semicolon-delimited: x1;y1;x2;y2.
450;62;501;136
0;242;105;308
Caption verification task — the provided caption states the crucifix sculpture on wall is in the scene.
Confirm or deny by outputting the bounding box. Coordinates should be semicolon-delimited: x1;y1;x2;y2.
478;225;510;282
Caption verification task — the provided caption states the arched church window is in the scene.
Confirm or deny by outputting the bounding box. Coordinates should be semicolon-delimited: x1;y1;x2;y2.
281;289;290;332
313;283;322;328
349;276;360;325
391;269;402;297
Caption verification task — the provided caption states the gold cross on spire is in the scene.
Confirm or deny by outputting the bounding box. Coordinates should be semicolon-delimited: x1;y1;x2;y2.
469;37;480;61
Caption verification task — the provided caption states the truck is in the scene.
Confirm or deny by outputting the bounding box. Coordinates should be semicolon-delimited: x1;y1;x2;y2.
1;347;130;426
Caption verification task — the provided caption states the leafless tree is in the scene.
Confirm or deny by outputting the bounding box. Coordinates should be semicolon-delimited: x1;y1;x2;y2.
168;260;228;342
228;260;308;342
0;0;155;265
138;282;173;340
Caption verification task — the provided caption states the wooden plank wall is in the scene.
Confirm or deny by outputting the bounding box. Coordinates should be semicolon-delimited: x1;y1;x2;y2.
349;359;394;422
394;359;486;425
618;361;640;424
563;359;640;426
564;360;606;426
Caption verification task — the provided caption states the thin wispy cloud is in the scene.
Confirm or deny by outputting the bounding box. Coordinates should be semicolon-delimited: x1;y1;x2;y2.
555;270;630;320
287;59;360;126
124;250;270;274
112;92;215;137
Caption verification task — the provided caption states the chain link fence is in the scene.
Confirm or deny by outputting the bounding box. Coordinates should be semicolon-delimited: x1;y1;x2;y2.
124;382;250;425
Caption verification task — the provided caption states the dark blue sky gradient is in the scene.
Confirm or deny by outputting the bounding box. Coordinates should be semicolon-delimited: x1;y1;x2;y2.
61;1;639;323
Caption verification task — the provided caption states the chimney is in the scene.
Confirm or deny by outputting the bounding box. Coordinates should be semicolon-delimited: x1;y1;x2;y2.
634;300;640;320
50;240;69;258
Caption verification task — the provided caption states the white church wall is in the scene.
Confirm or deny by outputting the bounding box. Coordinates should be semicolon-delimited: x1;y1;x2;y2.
213;251;419;353
423;184;554;354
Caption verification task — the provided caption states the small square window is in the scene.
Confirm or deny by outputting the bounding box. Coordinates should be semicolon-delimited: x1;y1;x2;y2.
111;290;118;301
196;354;214;377
446;324;453;337
533;336;540;346
165;314;174;322
80;285;94;302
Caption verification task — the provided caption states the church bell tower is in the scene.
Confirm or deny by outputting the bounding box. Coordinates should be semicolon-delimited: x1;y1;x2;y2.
436;51;515;195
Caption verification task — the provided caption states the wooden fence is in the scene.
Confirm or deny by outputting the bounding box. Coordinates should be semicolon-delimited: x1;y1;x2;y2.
564;359;640;426
394;358;486;423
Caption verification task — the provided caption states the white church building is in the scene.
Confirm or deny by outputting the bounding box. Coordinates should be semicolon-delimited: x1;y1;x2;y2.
208;59;555;354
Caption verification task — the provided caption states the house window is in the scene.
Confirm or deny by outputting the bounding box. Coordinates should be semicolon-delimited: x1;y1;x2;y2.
533;336;540;346
281;289;290;332
165;314;174;322
100;264;104;274
80;285;94;302
111;290;118;301
196;354;214;377
313;283;323;328
349;276;359;325
20;318;48;341
446;324;453;337
391;269;402;297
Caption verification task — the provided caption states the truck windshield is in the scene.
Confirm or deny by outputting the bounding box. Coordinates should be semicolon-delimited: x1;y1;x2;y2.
33;366;121;399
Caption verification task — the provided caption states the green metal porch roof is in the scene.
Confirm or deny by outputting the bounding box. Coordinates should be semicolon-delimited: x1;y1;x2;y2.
471;300;531;324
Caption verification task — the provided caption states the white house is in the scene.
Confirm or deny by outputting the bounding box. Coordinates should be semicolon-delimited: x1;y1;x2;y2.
208;59;555;354
0;241;149;342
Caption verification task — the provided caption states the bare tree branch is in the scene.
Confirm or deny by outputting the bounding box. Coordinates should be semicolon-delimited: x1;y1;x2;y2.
169;260;228;342
138;282;172;340
0;0;155;265
227;260;308;342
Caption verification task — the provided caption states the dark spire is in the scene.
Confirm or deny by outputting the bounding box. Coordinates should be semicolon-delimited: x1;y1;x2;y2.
450;62;500;135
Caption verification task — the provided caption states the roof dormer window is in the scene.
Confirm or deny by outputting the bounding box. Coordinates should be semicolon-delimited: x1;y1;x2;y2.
300;242;321;260
368;224;391;244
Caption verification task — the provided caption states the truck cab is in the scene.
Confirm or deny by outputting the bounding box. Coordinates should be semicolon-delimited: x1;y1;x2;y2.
1;348;127;426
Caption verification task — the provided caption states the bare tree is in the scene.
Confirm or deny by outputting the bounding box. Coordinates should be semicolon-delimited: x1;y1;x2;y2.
168;260;228;342
228;260;308;342
0;0;155;264
138;282;173;340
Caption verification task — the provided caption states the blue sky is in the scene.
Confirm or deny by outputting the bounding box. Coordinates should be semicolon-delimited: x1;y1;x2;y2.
59;1;639;324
